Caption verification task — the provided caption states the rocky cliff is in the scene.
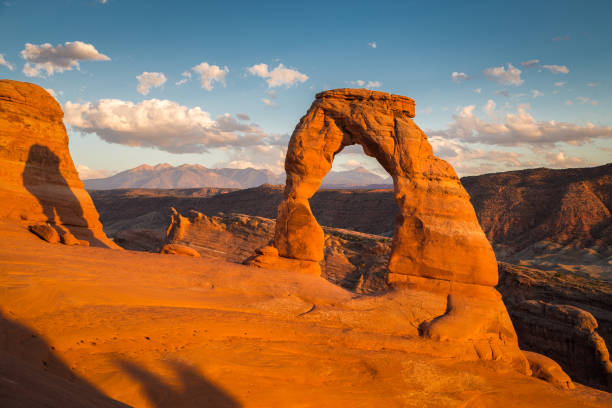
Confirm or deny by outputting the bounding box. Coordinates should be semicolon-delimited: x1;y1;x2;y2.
0;80;117;248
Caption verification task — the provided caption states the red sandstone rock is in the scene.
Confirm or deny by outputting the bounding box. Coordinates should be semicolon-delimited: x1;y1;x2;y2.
271;88;497;286
523;351;575;390
28;224;59;243
160;243;200;257
0;80;117;248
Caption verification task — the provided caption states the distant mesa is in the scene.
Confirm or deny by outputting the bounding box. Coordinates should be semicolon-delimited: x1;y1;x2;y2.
83;163;392;190
0;79;117;248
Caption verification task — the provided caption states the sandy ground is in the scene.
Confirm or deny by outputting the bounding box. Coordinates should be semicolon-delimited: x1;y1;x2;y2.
1;220;611;408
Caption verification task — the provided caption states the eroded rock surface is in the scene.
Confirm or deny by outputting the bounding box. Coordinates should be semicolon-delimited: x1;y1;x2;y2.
0;80;117;248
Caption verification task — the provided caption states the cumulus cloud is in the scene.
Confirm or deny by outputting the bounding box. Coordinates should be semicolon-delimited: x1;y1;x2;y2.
430;103;612;147
520;59;540;68
136;72;167;95
483;64;523;86
368;42;377;48
483;99;496;117
64;98;265;154
531;90;543;98
76;164;112;179
542;64;569;74
0;54;14;70
543;151;585;168
191;62;228;91
451;72;469;83
554;81;566;87
20;41;110;77
247;63;308;88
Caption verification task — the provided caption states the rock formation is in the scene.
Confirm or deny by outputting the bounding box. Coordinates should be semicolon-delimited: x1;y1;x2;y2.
0;80;117;248
255;89;497;286
248;89;525;367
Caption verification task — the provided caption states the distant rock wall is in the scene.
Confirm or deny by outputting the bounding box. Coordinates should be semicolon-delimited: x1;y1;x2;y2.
0;80;117;248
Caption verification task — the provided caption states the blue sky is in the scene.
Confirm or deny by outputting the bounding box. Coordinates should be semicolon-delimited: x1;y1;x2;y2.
1;0;611;178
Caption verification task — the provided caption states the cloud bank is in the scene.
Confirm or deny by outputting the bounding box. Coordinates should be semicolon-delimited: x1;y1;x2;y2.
64;98;266;153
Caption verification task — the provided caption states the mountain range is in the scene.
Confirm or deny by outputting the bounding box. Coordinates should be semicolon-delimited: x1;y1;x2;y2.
83;163;392;189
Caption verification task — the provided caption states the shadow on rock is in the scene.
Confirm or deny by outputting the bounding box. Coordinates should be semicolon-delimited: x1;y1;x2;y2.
116;358;240;408
0;310;127;407
22;144;105;247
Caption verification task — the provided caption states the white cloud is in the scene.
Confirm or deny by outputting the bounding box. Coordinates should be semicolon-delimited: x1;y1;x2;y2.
175;71;192;86
430;103;612;147
0;54;14;70
451;72;469;83
136;72;167;95
247;63;308;88
576;96;598;106
45;88;57;98
64;98;265;154
554;82;566;87
428;136;533;176
20;41;110;77
100;0;108;3
76;164;112;179
347;80;381;89
587;82;599;87
520;59;540;68
543;151;585;168
261;98;278;107
368;42;377;49
483;64;523;86
473;88;482;94
531;90;543;98
483;99;496;117
191;62;228;91
542;64;569;74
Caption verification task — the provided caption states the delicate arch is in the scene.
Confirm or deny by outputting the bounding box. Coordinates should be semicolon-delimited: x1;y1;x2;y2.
272;89;497;286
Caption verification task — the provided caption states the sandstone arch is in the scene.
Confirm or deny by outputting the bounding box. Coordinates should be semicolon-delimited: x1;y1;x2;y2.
271;88;497;286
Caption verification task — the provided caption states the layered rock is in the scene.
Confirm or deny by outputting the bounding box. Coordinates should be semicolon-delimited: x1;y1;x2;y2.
0;80;117;248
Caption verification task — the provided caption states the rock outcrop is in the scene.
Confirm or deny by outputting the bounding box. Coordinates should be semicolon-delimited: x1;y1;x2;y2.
0;80;117;248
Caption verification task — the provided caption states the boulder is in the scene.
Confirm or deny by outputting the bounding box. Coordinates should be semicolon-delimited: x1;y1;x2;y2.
0;80;118;248
28;224;60;244
523;351;575;390
160;243;200;257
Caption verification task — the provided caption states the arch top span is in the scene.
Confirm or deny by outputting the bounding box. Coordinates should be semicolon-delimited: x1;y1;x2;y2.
315;88;416;118
258;88;498;287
